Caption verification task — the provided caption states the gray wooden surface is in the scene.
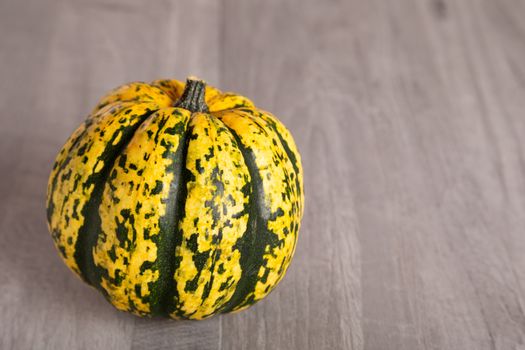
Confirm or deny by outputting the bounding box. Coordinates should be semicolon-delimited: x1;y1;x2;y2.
1;0;525;349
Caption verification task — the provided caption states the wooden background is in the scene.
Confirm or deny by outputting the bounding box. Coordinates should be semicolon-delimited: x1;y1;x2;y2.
1;0;525;349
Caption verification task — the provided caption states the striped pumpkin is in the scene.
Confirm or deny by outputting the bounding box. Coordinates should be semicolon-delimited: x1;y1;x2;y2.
46;77;304;319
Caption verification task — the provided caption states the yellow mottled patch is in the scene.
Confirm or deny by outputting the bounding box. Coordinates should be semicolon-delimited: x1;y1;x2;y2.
47;126;86;206
47;102;160;275
47;103;127;199
112;130;122;145
150;79;185;101
94;108;190;315
173;113;250;319
217;109;303;308
208;92;254;112
257;110;304;217
94;82;172;113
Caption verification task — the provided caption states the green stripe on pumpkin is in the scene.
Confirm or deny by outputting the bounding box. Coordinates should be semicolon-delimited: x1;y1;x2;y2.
93;108;190;315
47;102;160;277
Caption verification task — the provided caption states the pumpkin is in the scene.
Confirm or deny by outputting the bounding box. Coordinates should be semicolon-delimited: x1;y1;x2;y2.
46;77;304;319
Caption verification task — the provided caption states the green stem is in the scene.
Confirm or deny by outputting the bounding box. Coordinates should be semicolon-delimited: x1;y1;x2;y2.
173;77;209;113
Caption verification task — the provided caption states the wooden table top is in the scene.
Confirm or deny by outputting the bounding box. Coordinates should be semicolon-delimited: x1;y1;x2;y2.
1;0;524;349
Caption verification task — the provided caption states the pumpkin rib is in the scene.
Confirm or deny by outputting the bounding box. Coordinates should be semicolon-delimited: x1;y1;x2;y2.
46;122;87;225
260;115;303;265
170;113;251;319
217;109;301;312
216;116;270;313
48;102;160;276
46;103;129;225
245;108;304;227
93;108;191;315
240;109;303;292
74;108;160;288
256;112;301;176
93;82;173;113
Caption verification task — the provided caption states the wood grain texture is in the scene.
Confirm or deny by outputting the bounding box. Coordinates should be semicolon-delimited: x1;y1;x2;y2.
1;0;524;349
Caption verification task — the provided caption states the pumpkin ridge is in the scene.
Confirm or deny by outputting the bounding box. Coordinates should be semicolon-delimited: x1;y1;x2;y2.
46;125;87;223
217;120;270;313
169;113;252;319
92;109;191;315
216;108;301;312
252;109;303;218
244;110;303;287
73;109;159;289
46;103;128;224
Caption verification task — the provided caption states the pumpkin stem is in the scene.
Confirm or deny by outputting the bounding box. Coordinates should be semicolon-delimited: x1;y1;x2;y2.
173;77;209;113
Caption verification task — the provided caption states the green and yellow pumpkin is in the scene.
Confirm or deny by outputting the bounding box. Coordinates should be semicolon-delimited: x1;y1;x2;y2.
46;77;304;319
